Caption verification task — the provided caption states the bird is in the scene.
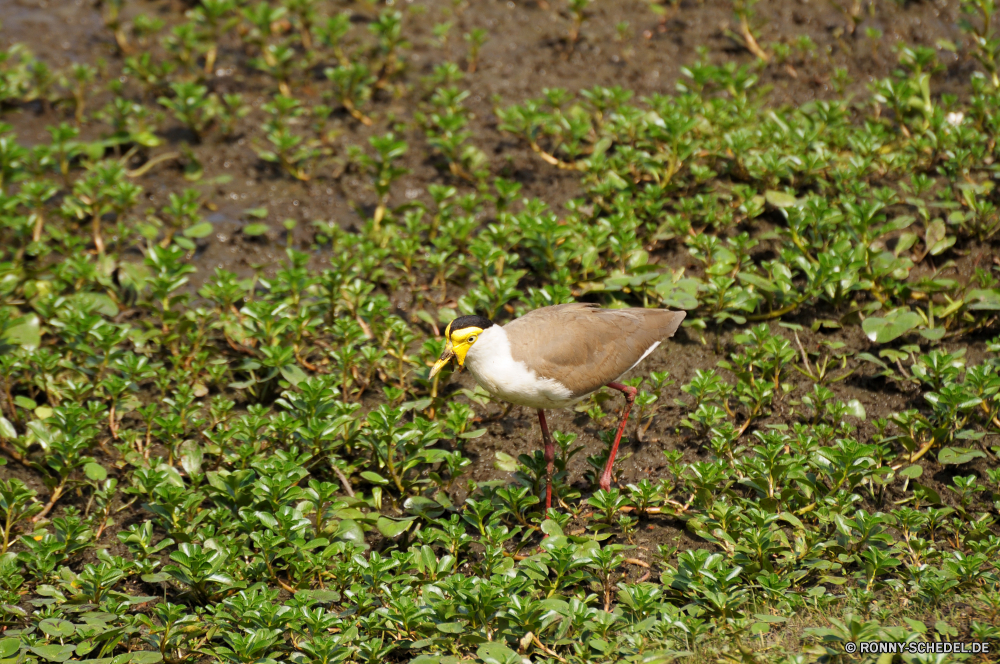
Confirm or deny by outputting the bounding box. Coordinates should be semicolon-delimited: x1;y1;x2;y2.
429;303;686;508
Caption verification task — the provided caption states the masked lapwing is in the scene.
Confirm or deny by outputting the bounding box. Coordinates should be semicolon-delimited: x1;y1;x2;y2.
430;303;686;508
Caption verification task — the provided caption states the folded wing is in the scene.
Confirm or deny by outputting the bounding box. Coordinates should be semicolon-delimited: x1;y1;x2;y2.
504;303;685;398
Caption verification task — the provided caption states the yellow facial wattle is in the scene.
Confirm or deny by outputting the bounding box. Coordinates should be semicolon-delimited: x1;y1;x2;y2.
429;321;483;377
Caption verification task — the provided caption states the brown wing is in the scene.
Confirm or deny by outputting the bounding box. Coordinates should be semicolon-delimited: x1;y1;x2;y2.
504;303;685;398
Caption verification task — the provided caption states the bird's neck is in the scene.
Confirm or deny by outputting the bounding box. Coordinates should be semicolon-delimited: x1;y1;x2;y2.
464;324;508;371
462;320;576;409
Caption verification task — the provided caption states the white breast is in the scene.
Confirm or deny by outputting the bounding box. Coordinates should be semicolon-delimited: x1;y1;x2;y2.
463;325;578;409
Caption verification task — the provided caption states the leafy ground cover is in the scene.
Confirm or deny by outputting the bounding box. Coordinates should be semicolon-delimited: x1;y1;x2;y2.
2;0;1000;662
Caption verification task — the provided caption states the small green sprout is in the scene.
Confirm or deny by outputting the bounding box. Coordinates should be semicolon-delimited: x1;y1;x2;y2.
567;0;591;45
433;21;454;47
157;81;218;142
0;478;42;554
187;0;239;75
352;132;409;232
59;63;96;125
325;63;375;126
285;0;320;51
314;12;352;67
101;0;130;54
960;0;1000;88
464;28;488;73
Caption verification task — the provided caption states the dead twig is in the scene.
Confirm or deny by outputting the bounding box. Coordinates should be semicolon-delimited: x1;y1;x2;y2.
333;466;355;497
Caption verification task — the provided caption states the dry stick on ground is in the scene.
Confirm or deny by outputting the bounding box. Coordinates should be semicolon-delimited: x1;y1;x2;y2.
33;479;68;522
532;634;568;663
528;140;586;171
332;466;355;497
126;151;181;178
0;441;30;467
738;19;769;62
891;438;937;470
294;346;321;373
266;559;297;593
342;98;373;126
615;496;694;515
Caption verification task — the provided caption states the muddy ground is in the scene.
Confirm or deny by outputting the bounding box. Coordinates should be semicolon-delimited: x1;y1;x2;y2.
1;0;994;560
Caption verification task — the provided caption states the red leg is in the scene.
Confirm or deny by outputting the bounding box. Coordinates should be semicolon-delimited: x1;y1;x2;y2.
538;409;554;510
599;381;638;491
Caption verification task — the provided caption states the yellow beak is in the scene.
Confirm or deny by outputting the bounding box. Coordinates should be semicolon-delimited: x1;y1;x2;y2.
430;342;455;378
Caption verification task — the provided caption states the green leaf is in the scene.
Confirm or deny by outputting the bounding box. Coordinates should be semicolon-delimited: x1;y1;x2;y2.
0;417;15;440
279;364;307;385
925;218;954;256
764;190;798;208
2;314;41;348
333;519;366;547
935;620;958;637
856;352;888;369
84;462;108;481
244;207;268;218
243;223;269;236
179;440;203;477
182;157;203;182
911;482;942;505
360;471;389;485
966;289;1000;311
881;214;915;234
845;399;866;419
376;516;414;539
39;618;75;638
133;131;161;148
604;171;628;190
753;614;787;623
592;136;613;157
899;465;922;479
30;644;77;662
476;643;520;664
737;271;777;293
435;622;465;633
636;650;694;664
128;652;163;664
540;519;564;537
654;277;701;310
494;450;518;472
294;589;341;605
183;222;213;239
862;309;922;343
13;396;36;410
73;292;119;317
0;638;19;658
894;231;919;256
403;496;444;519
458;427;487;439
938;447;986;465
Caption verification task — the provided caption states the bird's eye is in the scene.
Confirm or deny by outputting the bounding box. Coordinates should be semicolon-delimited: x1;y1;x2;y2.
468;335;476;343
